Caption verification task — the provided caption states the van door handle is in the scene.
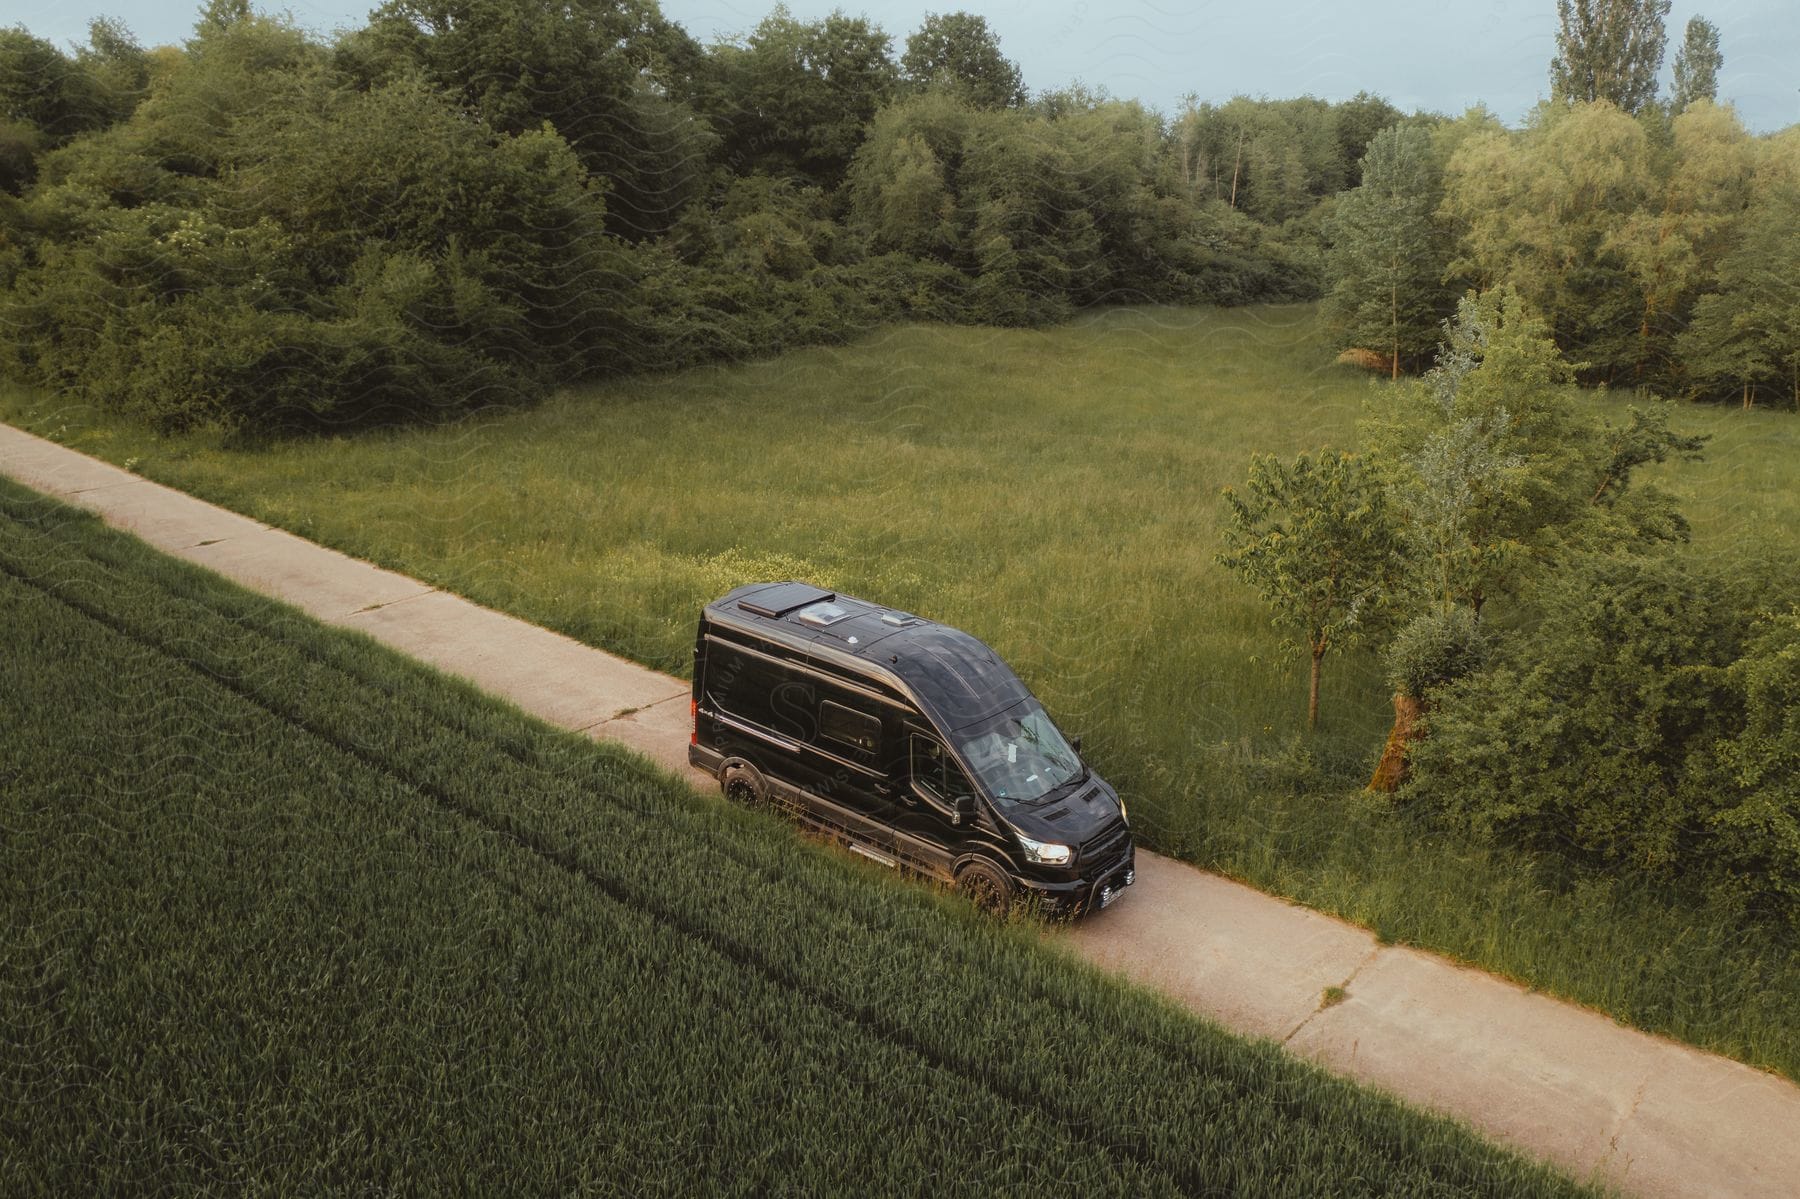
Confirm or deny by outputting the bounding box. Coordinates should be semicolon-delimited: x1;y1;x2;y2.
874;783;893;797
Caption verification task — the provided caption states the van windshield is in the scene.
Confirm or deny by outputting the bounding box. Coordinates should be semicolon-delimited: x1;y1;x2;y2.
956;701;1083;804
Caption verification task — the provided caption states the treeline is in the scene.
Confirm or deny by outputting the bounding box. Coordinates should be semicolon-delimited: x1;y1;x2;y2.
0;0;1386;433
7;2;1791;431
1326;12;1800;409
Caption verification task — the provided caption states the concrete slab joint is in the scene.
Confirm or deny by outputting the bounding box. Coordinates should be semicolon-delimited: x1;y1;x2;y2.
1280;943;1383;1046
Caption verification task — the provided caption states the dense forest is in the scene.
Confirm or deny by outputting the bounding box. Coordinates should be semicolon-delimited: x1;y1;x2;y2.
0;0;1323;431
6;0;1788;433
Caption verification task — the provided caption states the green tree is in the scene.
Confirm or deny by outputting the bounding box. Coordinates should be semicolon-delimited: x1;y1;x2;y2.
847;90;969;258
901;11;1024;109
1677;129;1800;409
1550;0;1671;114
194;0;252;39
1670;16;1723;112
346;0;714;240
1399;555;1799;925
1611;100;1753;384
73;18;149;126
1219;450;1400;729
1361;288;1703;619
1440;101;1653;381
708;6;898;189
0;27;110;144
1324;122;1451;377
1333;91;1406;178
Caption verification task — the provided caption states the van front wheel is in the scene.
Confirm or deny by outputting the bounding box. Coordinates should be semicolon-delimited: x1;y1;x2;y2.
721;763;767;809
955;860;1014;917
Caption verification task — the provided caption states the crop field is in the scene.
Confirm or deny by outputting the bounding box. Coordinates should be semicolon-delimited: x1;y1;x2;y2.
0;478;1599;1195
6;302;1800;1082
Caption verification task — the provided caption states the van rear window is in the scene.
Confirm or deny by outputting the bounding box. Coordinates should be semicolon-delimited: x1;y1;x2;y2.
820;700;880;754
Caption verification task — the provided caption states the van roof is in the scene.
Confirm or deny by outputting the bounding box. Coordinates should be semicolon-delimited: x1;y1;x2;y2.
704;582;1032;732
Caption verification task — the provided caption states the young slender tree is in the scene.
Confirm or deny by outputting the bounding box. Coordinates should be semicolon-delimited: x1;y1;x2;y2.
1549;0;1671;114
1219;450;1401;729
1324;122;1451;377
1670;16;1723;112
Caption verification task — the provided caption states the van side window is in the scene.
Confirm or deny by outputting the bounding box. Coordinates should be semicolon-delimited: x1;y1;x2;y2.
913;734;977;803
820;700;879;754
710;648;814;742
944;760;975;801
910;735;944;798
907;727;979;802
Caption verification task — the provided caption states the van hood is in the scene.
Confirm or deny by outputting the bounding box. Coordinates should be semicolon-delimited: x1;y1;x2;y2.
1005;773;1124;844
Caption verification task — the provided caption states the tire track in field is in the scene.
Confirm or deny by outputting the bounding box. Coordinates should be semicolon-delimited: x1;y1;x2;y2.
0;553;1222;1197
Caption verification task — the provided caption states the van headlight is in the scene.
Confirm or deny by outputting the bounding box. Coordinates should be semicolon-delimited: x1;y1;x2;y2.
1118;797;1128;824
1018;835;1073;866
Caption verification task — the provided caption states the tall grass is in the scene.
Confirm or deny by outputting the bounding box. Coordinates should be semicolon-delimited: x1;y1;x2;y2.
6;302;1799;1080
0;479;1596;1195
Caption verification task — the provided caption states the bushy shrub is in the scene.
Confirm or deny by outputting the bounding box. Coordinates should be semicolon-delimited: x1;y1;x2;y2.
1385;606;1490;699
1;61;629;432
1701;611;1800;926
1403;554;1800;926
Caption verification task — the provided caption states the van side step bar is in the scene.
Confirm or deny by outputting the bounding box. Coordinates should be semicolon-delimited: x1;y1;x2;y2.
845;842;898;869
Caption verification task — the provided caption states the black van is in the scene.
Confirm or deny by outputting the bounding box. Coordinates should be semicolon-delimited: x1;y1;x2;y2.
688;582;1134;917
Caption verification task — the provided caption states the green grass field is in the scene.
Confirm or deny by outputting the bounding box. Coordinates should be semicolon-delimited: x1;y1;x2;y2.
6;302;1799;1082
0;478;1599;1195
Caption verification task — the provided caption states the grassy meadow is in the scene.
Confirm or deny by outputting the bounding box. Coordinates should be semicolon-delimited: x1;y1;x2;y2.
6;302;1800;1080
0;479;1603;1195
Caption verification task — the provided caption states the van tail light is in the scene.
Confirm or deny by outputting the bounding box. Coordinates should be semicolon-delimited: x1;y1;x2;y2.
690;698;698;745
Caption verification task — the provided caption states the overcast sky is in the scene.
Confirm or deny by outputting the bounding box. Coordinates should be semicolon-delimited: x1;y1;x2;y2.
15;0;1800;133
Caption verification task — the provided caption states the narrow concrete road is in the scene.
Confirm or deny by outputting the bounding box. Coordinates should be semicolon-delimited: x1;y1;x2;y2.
7;422;1798;1198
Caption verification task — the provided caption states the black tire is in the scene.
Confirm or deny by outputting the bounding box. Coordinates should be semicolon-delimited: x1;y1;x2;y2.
720;762;766;809
955;859;1014;917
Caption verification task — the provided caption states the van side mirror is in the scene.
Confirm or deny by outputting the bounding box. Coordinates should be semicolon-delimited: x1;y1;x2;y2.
1070;734;1083;755
953;794;977;825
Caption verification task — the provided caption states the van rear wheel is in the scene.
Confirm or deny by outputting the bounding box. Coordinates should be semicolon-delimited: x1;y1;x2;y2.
720;763;767;809
956;860;1014;917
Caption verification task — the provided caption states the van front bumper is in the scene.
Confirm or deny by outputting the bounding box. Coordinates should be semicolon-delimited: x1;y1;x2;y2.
1019;848;1136;918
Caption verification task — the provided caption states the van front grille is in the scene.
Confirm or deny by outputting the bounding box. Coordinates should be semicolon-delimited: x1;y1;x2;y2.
1080;823;1129;873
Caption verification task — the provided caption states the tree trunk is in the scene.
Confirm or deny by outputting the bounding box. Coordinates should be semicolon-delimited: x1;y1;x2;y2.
1307;647;1323;730
1391;284;1400;381
1367;692;1426;792
1228;131;1244;210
